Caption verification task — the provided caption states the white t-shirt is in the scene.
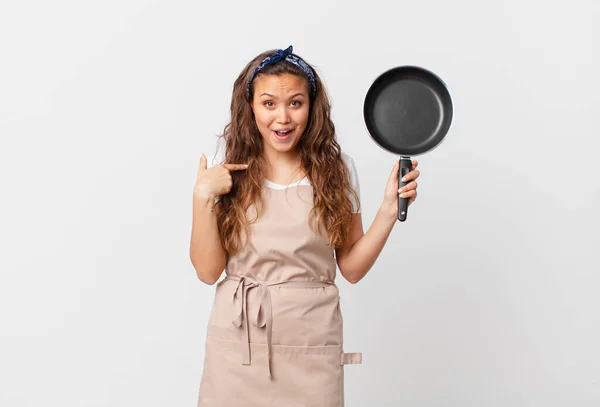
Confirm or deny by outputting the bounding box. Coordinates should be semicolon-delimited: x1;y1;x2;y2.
205;150;360;213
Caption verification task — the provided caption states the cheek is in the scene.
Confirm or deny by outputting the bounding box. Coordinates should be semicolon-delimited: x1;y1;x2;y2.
254;110;272;128
255;112;277;139
296;108;309;127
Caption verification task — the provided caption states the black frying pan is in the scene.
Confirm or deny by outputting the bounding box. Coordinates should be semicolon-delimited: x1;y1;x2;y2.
363;66;453;222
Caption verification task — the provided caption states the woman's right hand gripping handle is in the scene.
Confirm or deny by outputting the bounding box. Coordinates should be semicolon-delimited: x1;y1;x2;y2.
190;154;248;285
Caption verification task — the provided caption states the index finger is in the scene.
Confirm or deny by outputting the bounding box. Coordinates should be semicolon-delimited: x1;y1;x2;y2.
222;163;249;171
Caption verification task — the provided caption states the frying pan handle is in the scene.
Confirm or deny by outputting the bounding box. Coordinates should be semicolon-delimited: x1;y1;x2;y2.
398;157;411;222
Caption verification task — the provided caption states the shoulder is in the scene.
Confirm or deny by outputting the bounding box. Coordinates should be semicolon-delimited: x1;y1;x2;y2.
341;151;355;165
341;152;359;186
340;152;360;213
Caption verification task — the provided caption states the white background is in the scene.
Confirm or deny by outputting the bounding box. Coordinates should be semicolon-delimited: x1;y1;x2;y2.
1;0;599;406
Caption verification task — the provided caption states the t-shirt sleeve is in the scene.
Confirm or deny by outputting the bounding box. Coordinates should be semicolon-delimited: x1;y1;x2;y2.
205;146;225;169
206;155;216;169
342;153;361;214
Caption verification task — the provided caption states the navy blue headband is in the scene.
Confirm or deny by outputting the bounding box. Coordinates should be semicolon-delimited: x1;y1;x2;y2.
246;45;317;99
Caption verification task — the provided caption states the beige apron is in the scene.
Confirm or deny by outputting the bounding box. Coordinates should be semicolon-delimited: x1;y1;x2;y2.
197;182;361;407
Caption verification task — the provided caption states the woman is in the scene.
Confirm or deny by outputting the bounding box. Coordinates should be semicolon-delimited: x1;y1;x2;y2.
191;45;419;406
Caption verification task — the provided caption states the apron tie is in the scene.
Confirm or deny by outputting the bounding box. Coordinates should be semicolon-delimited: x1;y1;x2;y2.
226;275;334;380
231;276;274;378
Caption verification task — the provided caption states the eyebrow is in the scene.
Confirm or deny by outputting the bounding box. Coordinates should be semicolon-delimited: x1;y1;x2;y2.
259;92;306;98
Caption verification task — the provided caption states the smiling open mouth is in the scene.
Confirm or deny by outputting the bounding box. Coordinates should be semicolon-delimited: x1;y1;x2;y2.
274;129;293;139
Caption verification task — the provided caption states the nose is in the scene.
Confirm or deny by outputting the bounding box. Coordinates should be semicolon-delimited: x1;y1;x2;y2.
276;106;291;123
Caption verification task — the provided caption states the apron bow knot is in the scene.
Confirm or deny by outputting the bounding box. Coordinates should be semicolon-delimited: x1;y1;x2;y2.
231;276;274;378
227;275;335;379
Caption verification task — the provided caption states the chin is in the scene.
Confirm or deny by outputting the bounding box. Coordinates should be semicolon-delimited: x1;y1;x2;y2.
269;142;297;154
263;133;300;152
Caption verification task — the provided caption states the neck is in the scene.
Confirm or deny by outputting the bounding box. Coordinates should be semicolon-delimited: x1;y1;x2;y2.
262;147;304;181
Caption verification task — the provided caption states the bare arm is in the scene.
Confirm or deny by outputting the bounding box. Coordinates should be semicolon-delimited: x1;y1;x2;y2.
189;192;226;285
336;159;420;283
335;209;396;284
189;153;248;285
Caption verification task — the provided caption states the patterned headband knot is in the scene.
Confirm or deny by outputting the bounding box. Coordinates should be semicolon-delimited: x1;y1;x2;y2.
246;45;317;99
273;45;293;62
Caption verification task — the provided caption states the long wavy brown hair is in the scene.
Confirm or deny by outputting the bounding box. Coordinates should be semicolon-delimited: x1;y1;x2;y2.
214;48;360;255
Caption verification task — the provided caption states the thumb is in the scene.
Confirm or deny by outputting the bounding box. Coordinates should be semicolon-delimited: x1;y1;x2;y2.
389;160;399;181
199;153;207;170
386;160;400;189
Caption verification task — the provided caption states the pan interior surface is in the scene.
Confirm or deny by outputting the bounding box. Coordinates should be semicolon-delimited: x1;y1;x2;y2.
365;69;452;155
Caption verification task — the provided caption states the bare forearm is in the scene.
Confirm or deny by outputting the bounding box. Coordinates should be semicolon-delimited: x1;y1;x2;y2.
190;191;226;285
341;205;397;283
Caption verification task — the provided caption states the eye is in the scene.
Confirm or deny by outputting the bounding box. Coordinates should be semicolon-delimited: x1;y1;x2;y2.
290;100;302;107
263;101;274;107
